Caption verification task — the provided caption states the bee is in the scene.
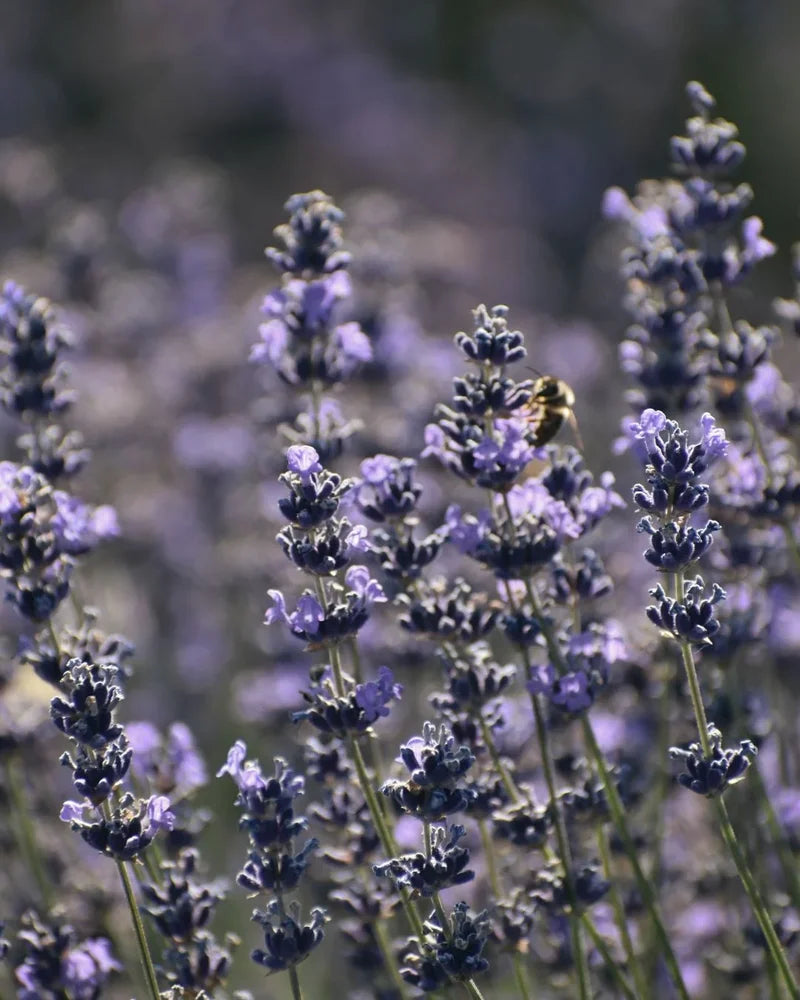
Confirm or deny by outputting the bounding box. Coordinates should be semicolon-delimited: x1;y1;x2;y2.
524;373;583;449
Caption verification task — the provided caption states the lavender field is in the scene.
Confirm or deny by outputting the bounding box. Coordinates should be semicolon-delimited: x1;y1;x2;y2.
1;4;800;999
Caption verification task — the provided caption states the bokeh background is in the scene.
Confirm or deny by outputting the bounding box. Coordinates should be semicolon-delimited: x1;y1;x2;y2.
2;1;800;995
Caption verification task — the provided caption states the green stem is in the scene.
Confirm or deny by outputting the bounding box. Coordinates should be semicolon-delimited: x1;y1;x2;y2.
714;797;799;998
580;913;638;1000
671;577;798;996
347;731;425;940
581;716;691;1000
478;714;522;803
477;818;501;898
463;980;487;1000
530;692;591;1000
116;860;161;1000
497;495;591;1000
287;964;305;1000
597;823;651;1000
749;764;800;914
372;915;410;998
510;953;533;1000
5;757;52;910
511;570;688;999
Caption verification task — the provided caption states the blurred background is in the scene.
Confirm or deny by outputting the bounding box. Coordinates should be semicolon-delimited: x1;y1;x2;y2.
1;0;799;994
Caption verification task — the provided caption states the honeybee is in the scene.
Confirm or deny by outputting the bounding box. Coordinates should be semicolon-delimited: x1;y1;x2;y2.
525;374;583;449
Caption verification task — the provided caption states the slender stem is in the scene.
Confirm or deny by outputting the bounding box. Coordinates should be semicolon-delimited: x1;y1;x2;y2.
497;494;591;1000
116;860;161;1000
463;980;487;1000
714;797;799;998
580;913;638;1000
749;764;800;913
372;915;410;998
477;818;501;898
347;732;425;940
510;569;689;999
581;716;691;1000
287;964;305;1000
529;692;591;1000
478;714;521;803
511;953;533;1000
673;572;711;755
5;757;52;910
597;823;651;1000
670;579;798;996
765;948;784;1000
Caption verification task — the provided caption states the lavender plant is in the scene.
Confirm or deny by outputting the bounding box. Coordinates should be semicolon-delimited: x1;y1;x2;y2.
2;78;800;1000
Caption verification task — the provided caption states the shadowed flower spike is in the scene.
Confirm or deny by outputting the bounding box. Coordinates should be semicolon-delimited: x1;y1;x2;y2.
13;913;120;1000
60;791;175;859
670;725;757;796
401;903;490;989
373;824;474;897
251;901;328;974
647;576;727;645
382;721;476;820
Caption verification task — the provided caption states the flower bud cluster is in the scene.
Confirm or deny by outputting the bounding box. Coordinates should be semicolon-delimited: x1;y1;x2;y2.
0;281;89;481
252;192;369;459
266;446;387;647
217;743;327;974
349;453;444;583
605;83;780;425
401;902;490;992
669;725;758;797
57;659;175;860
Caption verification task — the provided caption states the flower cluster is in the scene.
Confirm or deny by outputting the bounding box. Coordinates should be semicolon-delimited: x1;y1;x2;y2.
252;191;370;460
604;81;776;419
218;743;327;973
11;911;120;1000
0;281;88;480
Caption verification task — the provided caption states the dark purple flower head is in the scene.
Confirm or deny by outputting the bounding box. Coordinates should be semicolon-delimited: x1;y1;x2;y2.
60;791;174;859
670;724;757;796
265;190;350;276
631;410;727;516
251;899;328;974
351;454;423;522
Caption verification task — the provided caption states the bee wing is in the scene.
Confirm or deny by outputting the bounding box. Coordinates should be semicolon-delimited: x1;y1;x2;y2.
566;409;585;452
